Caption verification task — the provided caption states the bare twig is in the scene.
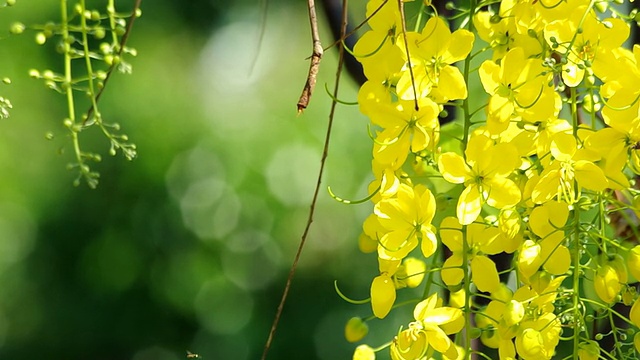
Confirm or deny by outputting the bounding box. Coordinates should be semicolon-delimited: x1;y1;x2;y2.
83;0;142;125
321;0;388;54
297;0;323;114
398;0;419;111
261;1;349;359
320;0;365;85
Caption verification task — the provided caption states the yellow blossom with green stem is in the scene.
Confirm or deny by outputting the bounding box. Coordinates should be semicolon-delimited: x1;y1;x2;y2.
390;293;464;360
370;257;401;319
517;201;571;281
357;44;406;118
473;4;543;61
438;133;521;225
354;0;403;67
373;183;438;261
595;93;640;178
342;0;640;358
371;97;440;168
439;216;505;293
543;6;629;87
477;277;566;360
479;47;560;135
503;0;578;35
530;132;609;204
395;16;474;103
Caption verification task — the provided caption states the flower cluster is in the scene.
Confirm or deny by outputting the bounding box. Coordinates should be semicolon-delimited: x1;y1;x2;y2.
340;0;640;359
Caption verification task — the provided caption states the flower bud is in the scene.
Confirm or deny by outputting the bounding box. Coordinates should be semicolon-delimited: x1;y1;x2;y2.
503;300;525;327
371;274;395;319
627;245;640;281
345;317;369;343
578;340;599;360
594;264;621;304
9;22;25;35
630;297;640;327
353;344;375;360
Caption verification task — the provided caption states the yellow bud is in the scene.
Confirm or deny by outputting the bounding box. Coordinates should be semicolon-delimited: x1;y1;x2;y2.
503;300;525;327
530;271;551;294
499;208;521;239
371;274;396;319
35;32;46;45
345;317;369;343
627;246;640;281
449;289;466;309
630;297;640;327
358;232;377;254
578;340;599;360
353;344;376;360
515;328;544;360
492;283;513;303
594;264;621;304
518;240;542;281
610;254;628;284
402;257;426;288
621;286;635;306
635;332;640;353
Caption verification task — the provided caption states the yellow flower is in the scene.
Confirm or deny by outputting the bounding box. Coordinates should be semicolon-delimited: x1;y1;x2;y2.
473;6;542;61
395;16;474;102
544;7;629;87
440;216;503;293
478;47;558;134
593;262;621;304
390;322;429;360
396;257;426;289
414;293;464;359
438;134;521;225
630;297;640;327
374;183;438;260
515;313;561;360
531;132;608;204
577;341;600;360
371;98;440;168
627;245;640;282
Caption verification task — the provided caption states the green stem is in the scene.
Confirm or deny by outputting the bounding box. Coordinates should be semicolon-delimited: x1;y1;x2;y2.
421;244;439;299
79;0;99;121
608;310;624;359
62;1;74;124
570;87;578;138
572;191;581;358
461;2;476;358
462;227;472;358
461;0;475;146
61;0;92;186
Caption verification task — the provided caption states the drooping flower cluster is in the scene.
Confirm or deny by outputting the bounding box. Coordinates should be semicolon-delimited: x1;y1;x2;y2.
339;0;640;359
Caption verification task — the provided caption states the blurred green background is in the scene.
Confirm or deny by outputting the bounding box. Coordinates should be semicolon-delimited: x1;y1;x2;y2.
0;0;399;359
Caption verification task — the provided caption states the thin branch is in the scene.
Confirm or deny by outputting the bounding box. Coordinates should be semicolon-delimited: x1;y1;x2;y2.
261;0;348;359
297;0;323;113
398;0;419;111
83;0;142;125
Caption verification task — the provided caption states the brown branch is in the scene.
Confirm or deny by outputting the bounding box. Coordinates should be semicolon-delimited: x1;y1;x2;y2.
261;1;349;359
398;0;419;111
321;0;388;54
297;0;323;114
83;0;142;125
